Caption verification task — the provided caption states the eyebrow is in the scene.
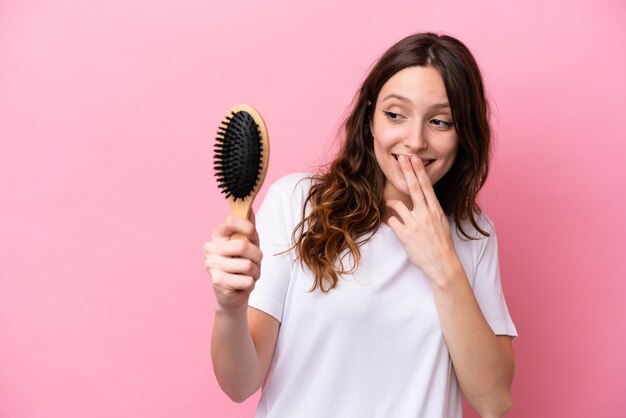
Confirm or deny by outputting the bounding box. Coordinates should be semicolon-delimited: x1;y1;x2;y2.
382;94;413;104
430;102;451;110
382;94;450;110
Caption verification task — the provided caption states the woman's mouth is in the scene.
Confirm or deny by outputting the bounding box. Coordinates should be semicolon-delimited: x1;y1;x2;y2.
392;154;435;167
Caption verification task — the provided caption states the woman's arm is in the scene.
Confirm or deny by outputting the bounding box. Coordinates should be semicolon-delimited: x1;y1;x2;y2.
211;306;279;402
206;214;280;402
386;155;515;417
429;262;514;417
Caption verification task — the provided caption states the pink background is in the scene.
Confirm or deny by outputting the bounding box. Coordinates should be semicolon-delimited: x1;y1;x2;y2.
1;0;625;417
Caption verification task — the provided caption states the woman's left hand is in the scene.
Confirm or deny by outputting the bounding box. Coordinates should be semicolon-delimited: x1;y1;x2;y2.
385;154;462;284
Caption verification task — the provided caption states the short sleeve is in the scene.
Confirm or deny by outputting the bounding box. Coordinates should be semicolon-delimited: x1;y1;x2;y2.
248;174;307;322
472;219;518;340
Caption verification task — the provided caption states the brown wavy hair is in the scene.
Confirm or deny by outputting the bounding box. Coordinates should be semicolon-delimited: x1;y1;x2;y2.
291;32;493;292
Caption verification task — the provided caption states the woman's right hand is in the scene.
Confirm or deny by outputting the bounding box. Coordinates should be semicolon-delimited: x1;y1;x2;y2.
203;211;263;313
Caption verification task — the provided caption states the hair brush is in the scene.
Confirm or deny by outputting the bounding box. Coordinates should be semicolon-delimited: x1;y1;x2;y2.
213;104;269;240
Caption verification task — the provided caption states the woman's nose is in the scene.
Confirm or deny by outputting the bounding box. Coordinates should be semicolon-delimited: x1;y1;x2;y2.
402;124;428;150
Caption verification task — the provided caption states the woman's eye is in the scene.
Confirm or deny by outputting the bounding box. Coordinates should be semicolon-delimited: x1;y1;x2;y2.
383;111;403;121
430;119;454;129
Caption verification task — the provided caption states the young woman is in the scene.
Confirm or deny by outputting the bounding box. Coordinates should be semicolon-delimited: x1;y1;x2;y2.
205;32;518;418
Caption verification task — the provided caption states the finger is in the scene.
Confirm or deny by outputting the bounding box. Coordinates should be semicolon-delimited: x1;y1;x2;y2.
205;255;261;279
211;271;256;292
203;239;263;264
399;154;426;209
212;215;256;241
385;199;414;226
386;214;403;232
409;155;439;210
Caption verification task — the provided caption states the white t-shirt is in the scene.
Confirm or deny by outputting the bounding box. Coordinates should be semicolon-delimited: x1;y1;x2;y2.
248;173;518;418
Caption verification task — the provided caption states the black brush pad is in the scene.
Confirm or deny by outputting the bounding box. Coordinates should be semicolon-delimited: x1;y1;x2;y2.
214;111;262;200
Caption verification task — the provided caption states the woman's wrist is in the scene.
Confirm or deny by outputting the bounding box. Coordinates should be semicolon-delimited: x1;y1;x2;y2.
426;256;466;290
215;302;249;320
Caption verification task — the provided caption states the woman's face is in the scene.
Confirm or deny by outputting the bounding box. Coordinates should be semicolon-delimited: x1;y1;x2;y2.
371;65;459;208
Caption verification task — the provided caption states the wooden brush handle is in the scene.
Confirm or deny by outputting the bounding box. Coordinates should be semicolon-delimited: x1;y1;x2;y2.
230;199;251;241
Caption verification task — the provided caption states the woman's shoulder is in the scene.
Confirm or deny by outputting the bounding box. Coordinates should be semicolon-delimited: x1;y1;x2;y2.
449;208;497;241
268;172;316;197
260;173;316;229
270;172;313;189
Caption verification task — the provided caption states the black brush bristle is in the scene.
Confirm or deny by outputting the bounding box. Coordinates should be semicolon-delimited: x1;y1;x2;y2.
214;110;263;200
